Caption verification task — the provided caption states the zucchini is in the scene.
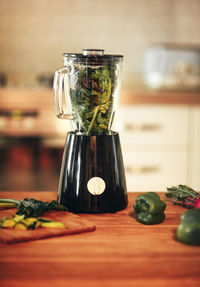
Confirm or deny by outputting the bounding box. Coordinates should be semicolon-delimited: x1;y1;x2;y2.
14;222;28;230
2;218;16;228
40;221;65;228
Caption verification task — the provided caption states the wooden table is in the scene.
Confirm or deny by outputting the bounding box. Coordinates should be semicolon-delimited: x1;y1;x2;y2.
0;191;200;287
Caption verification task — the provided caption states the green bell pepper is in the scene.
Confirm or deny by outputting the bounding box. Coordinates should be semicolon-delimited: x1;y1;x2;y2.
176;209;200;245
133;192;166;225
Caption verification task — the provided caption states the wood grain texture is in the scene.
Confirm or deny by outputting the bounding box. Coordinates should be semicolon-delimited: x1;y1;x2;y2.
0;191;200;287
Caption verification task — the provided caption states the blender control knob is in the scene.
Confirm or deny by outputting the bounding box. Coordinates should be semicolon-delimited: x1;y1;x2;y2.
87;177;106;196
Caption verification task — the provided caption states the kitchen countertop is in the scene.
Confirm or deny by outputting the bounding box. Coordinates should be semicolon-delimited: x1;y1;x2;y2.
0;88;200;106
120;90;200;105
0;191;200;287
0;88;199;139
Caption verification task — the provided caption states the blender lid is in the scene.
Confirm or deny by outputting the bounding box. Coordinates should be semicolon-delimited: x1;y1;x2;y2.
63;49;123;59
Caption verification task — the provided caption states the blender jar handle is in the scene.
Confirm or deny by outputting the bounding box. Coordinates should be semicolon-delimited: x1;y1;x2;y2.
53;67;74;120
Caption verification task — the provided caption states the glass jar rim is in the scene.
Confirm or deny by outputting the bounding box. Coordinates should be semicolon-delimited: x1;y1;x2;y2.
63;49;123;59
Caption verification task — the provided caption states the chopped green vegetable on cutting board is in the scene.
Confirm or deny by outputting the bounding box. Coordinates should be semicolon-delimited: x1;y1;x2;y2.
1;218;16;228
0;198;68;231
0;214;65;230
0;198;68;217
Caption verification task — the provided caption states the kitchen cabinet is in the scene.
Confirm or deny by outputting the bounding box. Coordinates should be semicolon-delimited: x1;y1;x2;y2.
0;88;67;190
0;88;69;138
117;104;199;191
188;106;200;190
0;88;200;191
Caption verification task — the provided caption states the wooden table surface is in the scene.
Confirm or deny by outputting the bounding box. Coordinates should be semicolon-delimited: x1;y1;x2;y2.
0;191;200;287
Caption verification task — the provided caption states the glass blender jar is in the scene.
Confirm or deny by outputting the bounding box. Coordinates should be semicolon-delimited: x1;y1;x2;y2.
53;49;128;213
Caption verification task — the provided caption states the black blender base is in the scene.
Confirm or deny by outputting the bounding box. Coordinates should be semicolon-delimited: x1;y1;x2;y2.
57;132;128;213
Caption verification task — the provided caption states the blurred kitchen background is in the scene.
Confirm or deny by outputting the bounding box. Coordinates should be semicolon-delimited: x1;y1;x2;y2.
0;0;200;191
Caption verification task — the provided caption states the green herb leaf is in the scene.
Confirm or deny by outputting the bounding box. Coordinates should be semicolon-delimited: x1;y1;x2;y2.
166;185;199;200
0;198;68;218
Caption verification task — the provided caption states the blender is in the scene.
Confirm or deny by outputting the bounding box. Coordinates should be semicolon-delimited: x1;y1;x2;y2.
53;49;128;213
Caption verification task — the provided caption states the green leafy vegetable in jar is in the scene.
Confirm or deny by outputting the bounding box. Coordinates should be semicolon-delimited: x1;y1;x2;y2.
70;66;116;135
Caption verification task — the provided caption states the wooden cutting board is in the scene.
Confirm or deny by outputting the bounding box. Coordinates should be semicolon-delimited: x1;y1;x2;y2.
0;207;96;244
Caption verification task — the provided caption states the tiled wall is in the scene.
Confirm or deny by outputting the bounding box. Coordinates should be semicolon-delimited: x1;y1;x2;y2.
0;0;200;90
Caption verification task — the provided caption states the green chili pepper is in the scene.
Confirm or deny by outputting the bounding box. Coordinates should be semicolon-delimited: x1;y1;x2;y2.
176;209;200;245
133;192;166;225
